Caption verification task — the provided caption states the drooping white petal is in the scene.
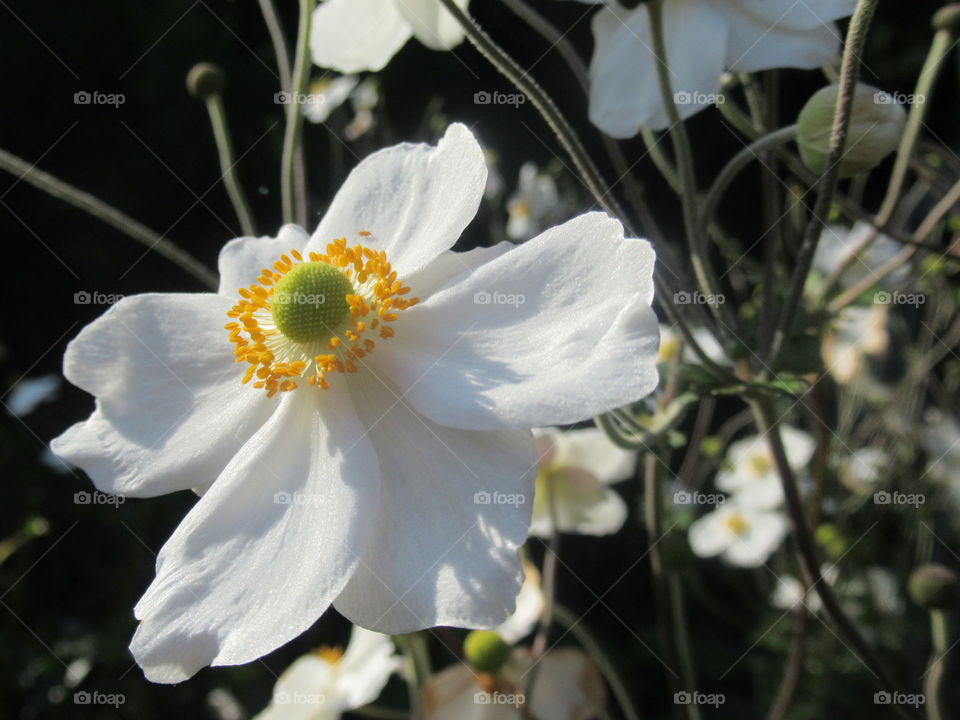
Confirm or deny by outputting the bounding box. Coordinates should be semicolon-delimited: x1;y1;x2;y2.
307;123;487;278
551;427;636;484
393;0;468;51
723;6;840;73
218;225;309;296
333;375;536;633
369;212;659;431
588;0;727;135
494;561;544;644
724;0;856;31
130;387;380;683
530;467;628;537
51;294;273;497
337;627;401;708
310;0;413;73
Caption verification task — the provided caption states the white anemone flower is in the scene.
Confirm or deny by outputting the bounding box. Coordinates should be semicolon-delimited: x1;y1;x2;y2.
311;0;469;73
422;648;606;720
529;427;635;537
577;0;855;135
303;75;359;124
715;426;814;509
821;304;890;385
254;626;399;720
657;324;727;365
688;499;789;568
811;221;910;290
51;124;660;683
506;163;561;241
494;562;545;645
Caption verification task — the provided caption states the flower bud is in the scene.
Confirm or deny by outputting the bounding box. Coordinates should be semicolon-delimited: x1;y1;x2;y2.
933;4;960;33
796;83;906;179
186;62;226;100
463;630;511;674
908;564;959;609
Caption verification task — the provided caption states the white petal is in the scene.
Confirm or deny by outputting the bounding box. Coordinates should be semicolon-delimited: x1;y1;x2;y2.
51;294;273;497
494;561;544;644
218;225;309;296
723;6;841;73
724;511;788;567
310;0;412;73
729;475;785;510
307;123;487;277
552;427;636;484
422;665;497;720
333;374;536;633
337;627;400;708
510;649;606;720
394;0;468;51
255;655;337;720
588;0;727;135
780;425;816;470
724;0;856;31
130;386;380;683
369;213;659;431
530;468;628;537
688;511;732;558
405;242;514;301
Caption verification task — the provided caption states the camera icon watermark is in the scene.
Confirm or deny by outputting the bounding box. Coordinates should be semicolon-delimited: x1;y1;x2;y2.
873;490;925;508
473;290;525;307
74;91;125;108
274;690;327;706
474;90;527;108
673;90;725;106
474;490;526;507
874;691;925;707
673;290;725;307
873;91;924;106
673;691;725;708
74;490;125;508
73;690;125;707
673;490;725;506
74;290;124;305
874;290;925;307
274;491;322;506
274;91;324;106
474;691;524;707
273;291;327;306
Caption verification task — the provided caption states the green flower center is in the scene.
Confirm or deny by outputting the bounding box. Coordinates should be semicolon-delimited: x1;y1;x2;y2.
270;262;354;344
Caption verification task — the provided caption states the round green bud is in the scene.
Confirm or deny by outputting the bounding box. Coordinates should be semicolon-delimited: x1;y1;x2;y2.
933;4;960;33
908;564;960;609
270;262;353;344
796;83;906;179
463;631;511;674
186;62;226;99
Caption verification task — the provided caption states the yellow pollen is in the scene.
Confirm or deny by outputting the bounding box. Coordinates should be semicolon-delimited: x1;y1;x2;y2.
225;234;418;395
313;645;344;665
723;512;750;536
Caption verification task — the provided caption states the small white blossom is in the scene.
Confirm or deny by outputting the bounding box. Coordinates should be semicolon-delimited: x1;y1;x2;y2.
716;426;814;510
689;500;789;568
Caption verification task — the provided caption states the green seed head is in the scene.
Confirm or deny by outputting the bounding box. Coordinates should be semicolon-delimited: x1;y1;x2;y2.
270;262;354;344
463;630;511;675
908;564;960;610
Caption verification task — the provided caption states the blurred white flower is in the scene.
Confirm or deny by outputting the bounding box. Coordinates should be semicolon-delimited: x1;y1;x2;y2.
6;374;60;416
812;222;910;290
494;562;545;645
344;78;380;141
689;499;789;568
821;305;890;385
422;647;606;720
657;324;727;365
771;566;838;613
578;0;855;135
52;124;661;682
839;447;888;488
506;163;560;241
303;75;359;124
254;626;399;720
529;427;635;537
716;426;814;509
311;0;469;73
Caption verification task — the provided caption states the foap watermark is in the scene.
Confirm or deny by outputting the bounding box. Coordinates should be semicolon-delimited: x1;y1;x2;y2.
874;290;925;307
673;290;725;307
673;490;725;506
74;490;125;508
674;91;724;106
474;691;524;707
273;291;327;306
274;91;323;106
74;691;125;708
873;490;925;508
74;290;124;305
874;91;924;106
474;90;526;108
74;91;125;108
874;691;925;708
274;690;327;706
474;290;525;307
674;691;725;708
274;491;322;506
474;490;525;507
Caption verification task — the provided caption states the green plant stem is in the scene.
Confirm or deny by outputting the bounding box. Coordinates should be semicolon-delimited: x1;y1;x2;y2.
924;609;950;720
0;147;217;289
281;0;314;226
394;633;430;720
204;94;257;236
767;0;878;369
553;603;644;720
766;605;808;720
750;397;920;720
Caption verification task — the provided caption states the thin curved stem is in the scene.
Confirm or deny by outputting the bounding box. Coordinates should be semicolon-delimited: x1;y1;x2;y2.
281;0;314;226
0;147;217;289
767;0;878;369
205;94;257;236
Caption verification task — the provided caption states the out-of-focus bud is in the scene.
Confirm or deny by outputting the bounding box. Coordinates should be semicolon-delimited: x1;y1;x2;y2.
933;4;960;33
463;630;511;675
796;83;906;179
908;564;959;609
186;62;226;100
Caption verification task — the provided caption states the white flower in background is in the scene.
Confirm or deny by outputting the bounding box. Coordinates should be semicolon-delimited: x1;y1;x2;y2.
529;427;636;537
716;426;814;509
51;124;660;682
506;163;560;241
494;562;545;645
820;304;889;385
303;74;359;124
422;648;606;720
838;447;888;488
657;324;727;365
344;78;380;141
254;626;399;720
6;374;60;416
578;0;855;135
688;499;789;568
311;0;469;73
811;221;910;290
771;566;838;613
922;410;960;502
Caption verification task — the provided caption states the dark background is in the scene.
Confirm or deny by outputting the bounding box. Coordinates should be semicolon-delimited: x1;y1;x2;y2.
0;1;954;717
